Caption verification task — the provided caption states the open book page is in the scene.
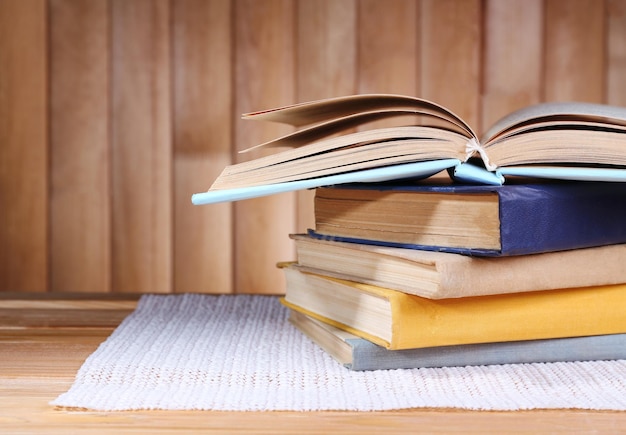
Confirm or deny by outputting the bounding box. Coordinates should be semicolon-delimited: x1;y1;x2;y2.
485;129;626;167
213;138;465;189
242;94;472;129
240;110;470;152
213;126;468;190
241;94;476;151
481;101;626;144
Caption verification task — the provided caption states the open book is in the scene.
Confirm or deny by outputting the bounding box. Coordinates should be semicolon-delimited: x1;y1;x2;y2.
192;94;626;205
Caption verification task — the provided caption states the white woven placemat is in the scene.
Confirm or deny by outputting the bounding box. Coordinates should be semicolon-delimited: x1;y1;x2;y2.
52;294;626;411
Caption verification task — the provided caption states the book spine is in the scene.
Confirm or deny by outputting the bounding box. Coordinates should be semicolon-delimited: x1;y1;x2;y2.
498;184;626;255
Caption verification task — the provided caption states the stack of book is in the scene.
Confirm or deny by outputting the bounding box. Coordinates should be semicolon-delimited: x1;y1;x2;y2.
282;182;626;370
192;94;626;371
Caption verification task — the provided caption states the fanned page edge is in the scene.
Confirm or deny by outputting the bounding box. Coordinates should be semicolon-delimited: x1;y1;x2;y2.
238;94;501;178
241;94;477;138
221;126;467;180
240;109;471;153
482;101;626;144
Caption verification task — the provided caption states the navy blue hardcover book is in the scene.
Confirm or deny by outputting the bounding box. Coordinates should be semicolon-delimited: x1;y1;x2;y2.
310;181;626;256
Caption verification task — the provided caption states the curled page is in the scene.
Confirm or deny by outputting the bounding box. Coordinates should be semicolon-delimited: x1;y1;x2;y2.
465;138;497;171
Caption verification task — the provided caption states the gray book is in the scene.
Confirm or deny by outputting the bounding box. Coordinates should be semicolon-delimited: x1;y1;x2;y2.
289;309;626;371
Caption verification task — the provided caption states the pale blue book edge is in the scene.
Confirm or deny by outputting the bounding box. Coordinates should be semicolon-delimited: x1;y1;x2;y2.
497;165;626;182
346;334;626;371
452;161;504;184
191;160;626;206
191;159;464;205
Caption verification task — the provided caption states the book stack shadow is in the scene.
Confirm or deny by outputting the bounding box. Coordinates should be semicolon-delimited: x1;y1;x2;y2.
190;94;626;371
280;182;626;371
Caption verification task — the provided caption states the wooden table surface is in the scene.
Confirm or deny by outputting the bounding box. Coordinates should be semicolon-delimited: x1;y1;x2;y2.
2;292;625;434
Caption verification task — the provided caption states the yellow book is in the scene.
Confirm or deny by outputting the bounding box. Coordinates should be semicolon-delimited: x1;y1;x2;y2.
280;265;626;350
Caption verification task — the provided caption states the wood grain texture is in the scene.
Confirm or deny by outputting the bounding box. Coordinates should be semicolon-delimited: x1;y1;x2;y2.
173;0;234;294
358;0;419;97
295;0;357;232
3;0;626;295
0;0;48;292
607;0;626;106
420;0;482;134
111;0;172;294
49;0;111;293
296;0;357;100
544;0;606;102
481;0;543;133
234;0;296;294
357;0;420;137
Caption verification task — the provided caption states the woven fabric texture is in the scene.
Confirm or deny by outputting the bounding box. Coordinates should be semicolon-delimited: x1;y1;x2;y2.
52;294;626;411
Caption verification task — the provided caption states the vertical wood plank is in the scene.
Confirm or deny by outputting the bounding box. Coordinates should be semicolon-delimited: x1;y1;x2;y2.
607;0;626;106
234;0;296;294
173;0;233;294
296;0;357;99
295;0;357;232
544;0;606;102
5;0;621;297
50;0;110;293
358;0;419;96
357;0;420;143
481;0;543;134
420;0;482;133
0;0;48;291
111;0;172;293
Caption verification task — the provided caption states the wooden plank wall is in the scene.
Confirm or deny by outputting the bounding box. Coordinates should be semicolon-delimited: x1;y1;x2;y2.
1;0;625;294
